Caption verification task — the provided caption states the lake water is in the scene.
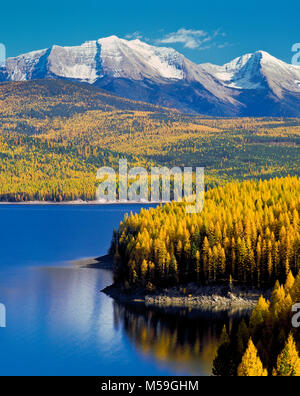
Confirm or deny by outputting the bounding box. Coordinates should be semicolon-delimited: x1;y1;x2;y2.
0;205;247;376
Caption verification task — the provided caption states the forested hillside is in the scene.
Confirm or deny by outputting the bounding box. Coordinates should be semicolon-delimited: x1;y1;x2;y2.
0;80;299;201
111;177;300;288
213;270;300;376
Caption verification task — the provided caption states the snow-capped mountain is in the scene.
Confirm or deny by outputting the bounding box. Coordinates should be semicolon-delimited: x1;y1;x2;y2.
1;36;300;116
202;50;300;94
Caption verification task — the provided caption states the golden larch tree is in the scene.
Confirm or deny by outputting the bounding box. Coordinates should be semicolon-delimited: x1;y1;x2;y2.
237;338;268;376
273;333;300;376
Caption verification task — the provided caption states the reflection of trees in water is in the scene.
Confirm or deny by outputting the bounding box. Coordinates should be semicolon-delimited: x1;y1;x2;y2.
112;302;250;375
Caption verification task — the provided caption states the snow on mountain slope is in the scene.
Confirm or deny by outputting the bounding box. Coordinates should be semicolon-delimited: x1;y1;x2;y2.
3;36;187;83
202;50;300;95
4;48;49;81
99;36;184;80
258;51;300;97
2;35;238;110
47;41;100;83
202;53;256;89
1;36;300;116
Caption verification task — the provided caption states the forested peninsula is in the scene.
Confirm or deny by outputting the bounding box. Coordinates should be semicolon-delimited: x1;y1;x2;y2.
109;177;300;296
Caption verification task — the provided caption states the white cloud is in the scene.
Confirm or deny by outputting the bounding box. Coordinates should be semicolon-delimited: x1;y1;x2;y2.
156;28;227;50
123;28;230;51
124;31;144;40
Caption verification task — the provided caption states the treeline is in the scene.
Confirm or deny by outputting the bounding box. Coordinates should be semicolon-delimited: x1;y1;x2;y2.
111;177;300;288
213;270;300;376
42;109;300;182
0;133;146;202
0;78;299;201
0;79;166;118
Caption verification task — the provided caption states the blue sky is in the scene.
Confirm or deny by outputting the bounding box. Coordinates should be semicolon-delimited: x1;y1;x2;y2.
1;0;299;65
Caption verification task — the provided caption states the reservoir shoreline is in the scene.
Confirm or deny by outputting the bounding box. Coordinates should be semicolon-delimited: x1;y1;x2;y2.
0;200;164;205
83;254;265;310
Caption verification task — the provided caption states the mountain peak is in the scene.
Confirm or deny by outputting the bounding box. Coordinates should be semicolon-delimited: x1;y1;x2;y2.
97;35;126;49
201;49;300;91
254;50;271;56
2;38;300;116
253;50;281;63
98;35;122;42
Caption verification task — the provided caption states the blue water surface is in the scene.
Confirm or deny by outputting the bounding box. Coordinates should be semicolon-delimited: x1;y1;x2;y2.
0;204;183;376
0;204;243;376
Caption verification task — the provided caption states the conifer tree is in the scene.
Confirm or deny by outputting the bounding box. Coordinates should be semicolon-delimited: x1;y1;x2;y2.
273;334;300;376
112;177;300;288
249;296;270;331
291;273;300;301
237;338;268;376
284;271;295;294
212;326;236;376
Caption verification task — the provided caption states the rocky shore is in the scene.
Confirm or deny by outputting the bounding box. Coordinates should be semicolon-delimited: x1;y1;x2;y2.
102;282;268;310
76;254;268;310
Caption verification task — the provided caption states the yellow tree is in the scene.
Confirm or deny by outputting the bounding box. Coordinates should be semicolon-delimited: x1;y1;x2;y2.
237;338;268;376
140;259;148;283
249;296;270;331
291;273;300;301
273;333;300;376
284;271;295;295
